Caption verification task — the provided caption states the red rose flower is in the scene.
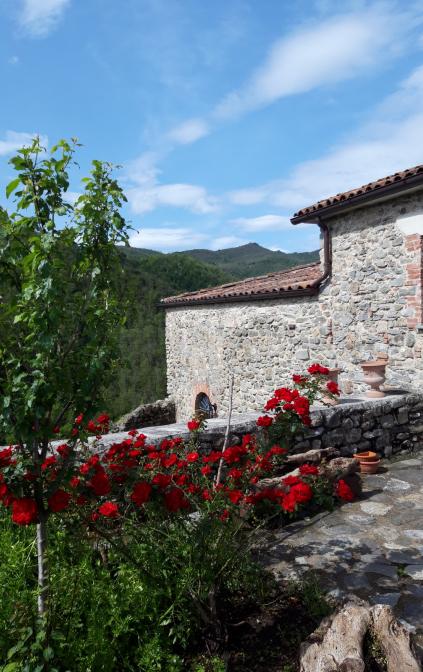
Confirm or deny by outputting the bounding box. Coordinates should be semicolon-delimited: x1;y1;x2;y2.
326;381;340;395
161;453;178;469
281;492;297;512
56;443;70;458
164;488;189;512
336;479;354;502
187;419;201;432
274;387;294;402
75;414;84;425
98;501;119;518
201;465;212;476
131;481;152;506
264;397;279;411
256;415;273;428
226;489;243;505
41;456;57;471
268;445;287;456
308;363;329;375
293;396;310;417
69;476;80;489
290;481;313;504
292;374;307;384
0;448;13;467
282;475;302;486
87;420;98;433
89;469;111;496
186;451;199;463
48;489;71;512
299;464;319;476
12;498;37;525
152;473;172;489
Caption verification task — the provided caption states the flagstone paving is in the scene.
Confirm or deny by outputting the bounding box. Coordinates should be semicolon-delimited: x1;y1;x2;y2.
259;456;423;657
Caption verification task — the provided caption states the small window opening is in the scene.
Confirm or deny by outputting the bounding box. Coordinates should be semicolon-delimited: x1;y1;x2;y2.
195;393;217;419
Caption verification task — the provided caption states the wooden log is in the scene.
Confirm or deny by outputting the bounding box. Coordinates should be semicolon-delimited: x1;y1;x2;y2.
285;446;340;465
300;600;422;672
254;457;360;493
371;604;421;672
319;457;360;482
300;601;370;672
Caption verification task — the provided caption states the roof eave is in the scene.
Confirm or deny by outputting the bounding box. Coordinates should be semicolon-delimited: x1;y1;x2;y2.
160;285;319;308
291;173;423;224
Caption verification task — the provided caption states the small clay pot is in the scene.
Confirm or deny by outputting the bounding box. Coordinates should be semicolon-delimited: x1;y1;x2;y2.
358;459;380;474
354;451;378;462
353;451;381;474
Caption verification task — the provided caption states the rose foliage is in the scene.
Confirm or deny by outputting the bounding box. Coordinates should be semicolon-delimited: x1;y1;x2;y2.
0;365;351;532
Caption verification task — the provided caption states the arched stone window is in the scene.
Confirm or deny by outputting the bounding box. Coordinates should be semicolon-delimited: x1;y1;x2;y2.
195;392;216;419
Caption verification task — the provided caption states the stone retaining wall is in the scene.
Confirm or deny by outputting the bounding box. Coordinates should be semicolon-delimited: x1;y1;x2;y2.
113;398;176;432
292;393;423;458
103;393;423;460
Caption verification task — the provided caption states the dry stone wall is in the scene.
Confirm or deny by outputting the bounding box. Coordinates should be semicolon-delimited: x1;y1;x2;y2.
101;394;423;461
166;190;423;421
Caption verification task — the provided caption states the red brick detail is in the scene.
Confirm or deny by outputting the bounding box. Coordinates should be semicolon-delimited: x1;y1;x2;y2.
405;234;423;329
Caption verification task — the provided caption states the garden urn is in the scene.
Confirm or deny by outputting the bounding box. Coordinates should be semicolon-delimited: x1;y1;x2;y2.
361;359;387;398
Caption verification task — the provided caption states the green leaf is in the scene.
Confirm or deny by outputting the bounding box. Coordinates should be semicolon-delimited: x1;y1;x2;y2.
5;178;20;199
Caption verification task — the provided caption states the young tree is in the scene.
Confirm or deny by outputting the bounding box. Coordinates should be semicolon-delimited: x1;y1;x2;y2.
0;138;129;615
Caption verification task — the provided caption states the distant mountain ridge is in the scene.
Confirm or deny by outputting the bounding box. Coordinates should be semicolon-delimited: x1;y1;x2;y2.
123;242;319;281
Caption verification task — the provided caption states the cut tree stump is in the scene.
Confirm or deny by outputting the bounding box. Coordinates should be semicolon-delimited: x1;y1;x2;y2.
300;599;421;672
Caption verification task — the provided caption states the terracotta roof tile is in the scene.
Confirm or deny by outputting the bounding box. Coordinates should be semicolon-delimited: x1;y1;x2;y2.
161;262;321;306
292;164;423;221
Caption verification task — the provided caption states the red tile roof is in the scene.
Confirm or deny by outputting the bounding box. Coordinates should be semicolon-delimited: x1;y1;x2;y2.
161;262;321;307
292;164;423;222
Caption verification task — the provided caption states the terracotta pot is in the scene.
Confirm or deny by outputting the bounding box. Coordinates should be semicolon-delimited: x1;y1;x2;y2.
353;451;381;474
361;359;388;398
322;367;341;406
358;459;380;474
353;451;378;462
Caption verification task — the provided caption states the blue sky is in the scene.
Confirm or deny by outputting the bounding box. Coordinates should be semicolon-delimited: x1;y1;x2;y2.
1;0;423;253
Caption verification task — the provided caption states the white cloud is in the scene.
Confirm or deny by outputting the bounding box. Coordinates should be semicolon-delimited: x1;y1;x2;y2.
19;0;70;37
128;183;218;215
168;118;210;144
126;150;219;215
231;214;291;231
214;6;412;120
210;235;248;249
228;187;266;206
129;227;208;251
8;56;19;65
227;63;423;214
0;130;47;156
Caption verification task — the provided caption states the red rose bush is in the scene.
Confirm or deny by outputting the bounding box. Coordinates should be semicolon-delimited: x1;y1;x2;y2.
0;365;353;532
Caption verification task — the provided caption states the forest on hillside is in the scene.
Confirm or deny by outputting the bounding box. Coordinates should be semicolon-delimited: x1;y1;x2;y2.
103;244;319;419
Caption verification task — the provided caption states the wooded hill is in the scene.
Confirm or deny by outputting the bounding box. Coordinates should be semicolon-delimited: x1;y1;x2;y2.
104;244;319;418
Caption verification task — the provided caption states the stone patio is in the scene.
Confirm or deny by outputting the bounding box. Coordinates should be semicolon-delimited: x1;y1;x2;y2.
259;456;423;658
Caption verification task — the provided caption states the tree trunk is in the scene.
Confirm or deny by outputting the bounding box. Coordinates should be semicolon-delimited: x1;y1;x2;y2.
37;512;48;618
300;600;421;672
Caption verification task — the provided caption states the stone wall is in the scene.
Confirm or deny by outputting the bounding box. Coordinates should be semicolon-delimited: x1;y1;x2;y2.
113;398;176;431
292;394;423;459
101;394;423;461
166;189;423;421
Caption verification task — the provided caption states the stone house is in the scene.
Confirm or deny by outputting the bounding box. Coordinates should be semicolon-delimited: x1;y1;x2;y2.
162;165;423;421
